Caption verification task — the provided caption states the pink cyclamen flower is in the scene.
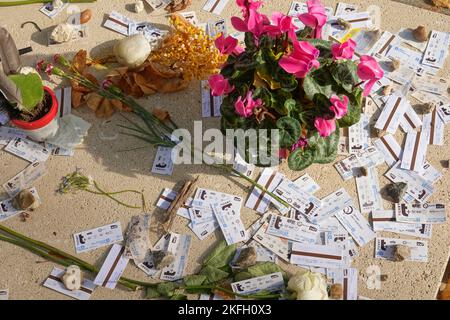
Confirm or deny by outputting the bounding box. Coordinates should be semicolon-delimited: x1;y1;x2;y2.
231;8;269;39
208;74;235;97
236;0;263;19
102;79;113;90
298;0;327;39
235;90;262;118
36;60;45;72
314;116;336;137
357;55;385;97
214;34;244;56
291;137;308;152
265;12;298;40
331;39;356;60
44;63;54;76
279;40;320;78
330;95;349;119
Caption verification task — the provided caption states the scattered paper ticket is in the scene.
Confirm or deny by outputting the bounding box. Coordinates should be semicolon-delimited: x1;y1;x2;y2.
373;134;403;166
335;206;376;247
160;233;191;281
371;210;432;239
423;109;444;146
94;244;129;289
213;199;248;245
368;31;399;57
422;31;450;69
349;113;370;154
334;146;384;181
231;272;284;297
0;126;26;145
335;2;358;15
253;222;290;262
54;87;72;118
395;203;446;224
400;131;428;173
437;103;450;124
355;167;383;214
326;268;358;300
0;187;41;222
374;95;409;134
310;188;353;223
4;138;51;163
2;161;46;197
245;168;284;214
266;214;319;244
202;0;230;16
73;222;123;254
137;233;172;277
40;2;68;19
151;146;174;175
291;243;345;269
375;238;428;262
44;267;95;300
103;11;135;36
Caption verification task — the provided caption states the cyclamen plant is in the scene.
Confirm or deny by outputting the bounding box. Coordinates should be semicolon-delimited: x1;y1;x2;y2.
209;0;384;171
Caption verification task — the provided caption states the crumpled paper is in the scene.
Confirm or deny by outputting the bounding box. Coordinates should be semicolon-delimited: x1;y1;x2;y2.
46;114;91;149
124;214;151;264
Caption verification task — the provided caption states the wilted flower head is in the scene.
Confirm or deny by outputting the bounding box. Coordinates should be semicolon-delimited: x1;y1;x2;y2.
288;271;329;300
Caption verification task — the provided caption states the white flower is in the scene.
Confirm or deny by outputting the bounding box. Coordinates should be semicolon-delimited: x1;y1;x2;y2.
288;271;329;300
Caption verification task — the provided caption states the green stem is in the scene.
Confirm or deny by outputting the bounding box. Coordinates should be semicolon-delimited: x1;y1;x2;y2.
185;285;280;300
0;0;95;6
90;181;145;209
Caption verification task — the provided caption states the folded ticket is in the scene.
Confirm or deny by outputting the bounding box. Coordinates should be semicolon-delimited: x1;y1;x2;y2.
385;161;434;203
395;203;446;224
160;233;191;281
335;206;375;247
0;187;41;222
245;168;284;214
349;113;370;154
94;244;129;289
355;167;383;214
231;272;285;297
137;233;172;277
422;31;450;69
437;103;450;124
334;146;384;181
0;126;26;145
400;131;428;173
373;134;403;166
253;222;290;262
423;109;444;146
73;222;123;254
266;214;319;244
310;188;354;223
371;209;432;238
5;138;50;163
213;199;248;245
2;161;46;197
291;243;344;269
44;267;95;300
273;180;322;219
375;237;428;262
374;95;409;134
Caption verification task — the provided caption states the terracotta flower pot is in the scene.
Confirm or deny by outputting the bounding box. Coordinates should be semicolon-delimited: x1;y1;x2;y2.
11;86;59;142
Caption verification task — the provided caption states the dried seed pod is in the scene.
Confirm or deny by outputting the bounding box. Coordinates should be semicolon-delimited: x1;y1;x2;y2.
235;247;257;268
336;18;352;30
80;9;92;24
382;84;394;96
413;26;428;42
389;58;401;71
330;283;343;300
393;245;411;262
62;265;83;291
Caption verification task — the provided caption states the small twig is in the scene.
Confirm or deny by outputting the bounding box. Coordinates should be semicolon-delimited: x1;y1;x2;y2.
21;21;42;32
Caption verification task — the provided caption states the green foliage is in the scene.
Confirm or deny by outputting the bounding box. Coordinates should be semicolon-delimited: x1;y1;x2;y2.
146;287;161;299
184;274;207;286
8;73;43;112
156;282;179;298
234;262;287;282
220;27;364;171
202;240;237;269
200;265;230;284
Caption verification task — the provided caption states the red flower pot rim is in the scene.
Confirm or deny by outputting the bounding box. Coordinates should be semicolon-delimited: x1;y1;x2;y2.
11;86;58;130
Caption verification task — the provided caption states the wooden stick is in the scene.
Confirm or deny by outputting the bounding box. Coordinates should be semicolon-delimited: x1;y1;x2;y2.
163;176;199;232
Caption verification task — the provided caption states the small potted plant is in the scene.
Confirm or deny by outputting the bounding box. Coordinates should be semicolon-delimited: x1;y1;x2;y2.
0;27;59;142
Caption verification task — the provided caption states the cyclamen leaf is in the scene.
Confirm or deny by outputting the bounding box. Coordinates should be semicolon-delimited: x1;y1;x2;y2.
157;282;178;298
8;73;43;111
200;265;230;284
303;72;332;101
331;61;359;93
288;147;315;171
234;262;286;282
184;274;207;286
170;294;188;300
203;240;237;269
311;129;340;164
277;117;301;148
338;89;363;128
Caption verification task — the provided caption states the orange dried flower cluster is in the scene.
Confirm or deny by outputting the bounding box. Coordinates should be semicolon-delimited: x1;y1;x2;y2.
149;14;226;81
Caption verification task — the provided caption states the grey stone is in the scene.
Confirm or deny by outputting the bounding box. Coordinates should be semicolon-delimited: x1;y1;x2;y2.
383;182;408;203
235;247;257;268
